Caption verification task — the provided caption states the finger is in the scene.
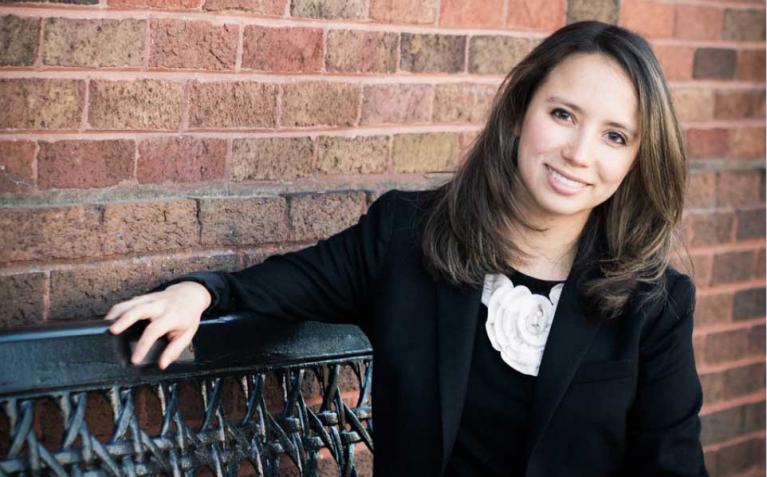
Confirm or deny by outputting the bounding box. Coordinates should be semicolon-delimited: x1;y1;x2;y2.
104;294;153;322
131;319;172;365
158;328;196;369
109;301;162;335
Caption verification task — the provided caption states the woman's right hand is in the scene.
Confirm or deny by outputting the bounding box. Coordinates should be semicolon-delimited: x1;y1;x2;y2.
105;281;212;369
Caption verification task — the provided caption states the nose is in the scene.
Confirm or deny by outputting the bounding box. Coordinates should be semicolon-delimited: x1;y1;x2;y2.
562;130;592;167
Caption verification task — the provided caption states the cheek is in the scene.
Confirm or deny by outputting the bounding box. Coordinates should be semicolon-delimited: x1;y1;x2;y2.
597;156;637;189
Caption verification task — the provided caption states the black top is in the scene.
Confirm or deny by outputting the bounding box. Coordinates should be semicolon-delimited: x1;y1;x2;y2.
444;270;564;477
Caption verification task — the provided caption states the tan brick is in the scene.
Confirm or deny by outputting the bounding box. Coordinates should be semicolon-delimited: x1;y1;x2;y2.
736;49;765;82
0;15;40;67
723;9;765;42
203;0;285;14
242;26;323;73
433;83;496;124
369;0;437;24
38;140;134;189
672;88;715;123
468;36;537;75
683;211;734;247
199;196;289;245
401;34;466;73
0;141;36;193
0;79;83;130
695;292;733;326
89;80;183;130
137;136;226;184
507;0;565;30
717;170;762;208
189;81;277;128
0;273;45;329
102;200;199;255
109;0;201;7
231;137;314;181
290;0;366;19
317;135;389;174
150;19;237;71
281;82;360;127
714;90;765;120
728;127;765;160
653;44;694;81
439;0;504;28
392;133;457;173
686;128;728;160
289;192;366;241
566;0;619;24
325;30;398;73
619;0;675;38
360;84;433;125
674;5;722;41
44;18;145;67
685;171;716;209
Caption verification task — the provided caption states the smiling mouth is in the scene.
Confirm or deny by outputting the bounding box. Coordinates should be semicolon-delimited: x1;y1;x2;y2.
545;164;591;189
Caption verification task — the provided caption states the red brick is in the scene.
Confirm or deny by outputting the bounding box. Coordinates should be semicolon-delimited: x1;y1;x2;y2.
712;250;756;285
38;140;134;189
507;0;565;31
695;292;733;326
89;80;183;130
188;81;278;128
674;5;722;41
619;0;675;39
108;0;202;8
439;0;504;28
753;248;765;281
468;36;537;75
433;83;496;124
0;273;45;329
401;34;466;73
701;401;763;445
717;170;762;208
360;84;433;125
652;44;694;81
722;9;765;42
317;135;389;174
137;136;226;184
703;326;763;364
392;133;457;173
700;362;765;406
289;192;366;241
689;253;712;288
0;141;36;193
714;90;765;120
199;196;289;246
683;211;734;247
281;82;360;127
102;200;199;255
242;26;323;73
736;208;766;240
567;0;618;24
44;18;145;67
672;88;715;123
733;287;765;321
150;19;237;71
369;0;437;24
290;0;366;19
736;49;765;82
685;171;716;209
713;436;765;476
230;137;314;181
325;30;398;73
686;128;728;160
0;79;84;130
0;14;40;67
693;48;736;80
203;0;284;14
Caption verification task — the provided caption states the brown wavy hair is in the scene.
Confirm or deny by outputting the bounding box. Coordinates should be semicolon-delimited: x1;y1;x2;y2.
419;21;688;321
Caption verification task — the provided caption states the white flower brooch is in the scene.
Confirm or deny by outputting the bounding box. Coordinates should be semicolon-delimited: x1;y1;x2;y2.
481;274;564;377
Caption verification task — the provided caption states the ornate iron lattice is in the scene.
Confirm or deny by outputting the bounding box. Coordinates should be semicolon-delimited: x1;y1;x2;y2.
0;314;374;476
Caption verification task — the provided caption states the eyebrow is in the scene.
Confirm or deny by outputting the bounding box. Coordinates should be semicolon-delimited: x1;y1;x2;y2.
545;96;637;138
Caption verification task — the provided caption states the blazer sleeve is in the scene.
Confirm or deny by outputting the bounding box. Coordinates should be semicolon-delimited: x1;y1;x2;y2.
622;274;709;476
156;190;400;326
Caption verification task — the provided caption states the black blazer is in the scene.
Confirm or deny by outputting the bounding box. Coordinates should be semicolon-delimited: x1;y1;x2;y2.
171;189;708;477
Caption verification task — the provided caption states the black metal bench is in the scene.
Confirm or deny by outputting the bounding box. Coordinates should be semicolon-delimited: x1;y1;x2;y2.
0;314;374;476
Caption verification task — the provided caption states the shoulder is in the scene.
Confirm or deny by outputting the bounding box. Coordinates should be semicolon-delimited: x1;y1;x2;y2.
635;267;697;345
370;188;440;227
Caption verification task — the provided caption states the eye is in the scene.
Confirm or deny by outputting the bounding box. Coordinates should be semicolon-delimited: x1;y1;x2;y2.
551;108;573;122
606;131;627;145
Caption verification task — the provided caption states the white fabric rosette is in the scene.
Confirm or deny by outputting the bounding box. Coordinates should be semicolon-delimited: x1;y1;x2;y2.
481;274;564;376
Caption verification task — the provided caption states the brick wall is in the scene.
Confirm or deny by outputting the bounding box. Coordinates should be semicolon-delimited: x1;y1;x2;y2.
0;0;764;475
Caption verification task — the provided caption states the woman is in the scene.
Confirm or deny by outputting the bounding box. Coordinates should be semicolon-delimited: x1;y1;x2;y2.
107;21;708;477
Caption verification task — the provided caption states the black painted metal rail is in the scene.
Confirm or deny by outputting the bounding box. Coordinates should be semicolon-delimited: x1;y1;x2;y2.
0;314;374;476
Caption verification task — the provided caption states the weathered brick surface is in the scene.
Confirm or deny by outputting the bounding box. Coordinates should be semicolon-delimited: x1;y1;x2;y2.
231;137;314;181
566;0;619;24
0;141;36;193
400;34;466;73
0;273;45;329
290;0;366;19
109;0;201;7
653;45;694;81
137;137;227;184
619;0;674;38
683;211;734;247
243;26;323;73
672;88;715;123
0;15;40;67
754;248;765;281
702;401;765;446
439;0;504;28
685;171;716;209
433;83;495;124
674;5;722;41
38;140;134;189
150;19;237;71
317;135;389;174
189;81;278;128
722;9;765;42
89;80;183;130
289;192;366;241
736;49;765;81
360;84;432;125
712;250;756;285
203;0;285;13
701;362;765;405
733;287;765;321
507;0;565;30
714;90;765;120
101;200;199;255
0;79;83;130
369;0;437;24
711;437;766;477
44;18;145;67
718;170;763;208
281;82;360;127
703;325;764;364
736;208;766;241
695;292;733;326
468;36;537;75
325;30;398;73
686;128;728;160
692;48;736;80
199;196;289;245
729;127;765;160
392;133;457;173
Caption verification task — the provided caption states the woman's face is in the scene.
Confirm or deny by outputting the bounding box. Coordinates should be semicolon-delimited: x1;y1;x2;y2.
515;52;641;225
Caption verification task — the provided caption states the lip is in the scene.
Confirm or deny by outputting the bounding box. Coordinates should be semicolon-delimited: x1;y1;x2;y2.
545;164;591;186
